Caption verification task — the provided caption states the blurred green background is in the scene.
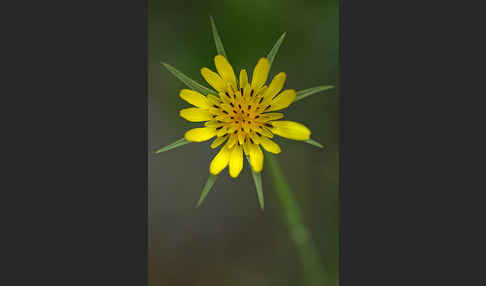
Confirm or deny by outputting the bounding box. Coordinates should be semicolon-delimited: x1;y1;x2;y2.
149;0;339;285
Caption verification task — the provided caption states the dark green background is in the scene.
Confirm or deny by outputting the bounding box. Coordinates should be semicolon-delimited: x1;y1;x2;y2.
149;0;339;285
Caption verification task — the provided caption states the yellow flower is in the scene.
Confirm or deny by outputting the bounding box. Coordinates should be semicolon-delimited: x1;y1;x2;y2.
180;55;311;178
158;20;333;209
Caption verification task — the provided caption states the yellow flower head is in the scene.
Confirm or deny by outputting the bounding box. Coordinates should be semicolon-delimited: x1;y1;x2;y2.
158;19;333;209
180;55;311;178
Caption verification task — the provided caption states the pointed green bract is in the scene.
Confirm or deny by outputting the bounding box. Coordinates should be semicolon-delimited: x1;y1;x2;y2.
251;170;264;211
294;85;335;102
161;62;216;95
306;138;325;149
247;157;264;210
155;138;191;154
209;16;227;58
266;32;286;68
196;174;218;208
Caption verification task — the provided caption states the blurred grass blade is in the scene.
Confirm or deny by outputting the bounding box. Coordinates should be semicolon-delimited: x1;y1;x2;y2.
196;174;218;208
209;16;227;58
155;138;191;154
295;85;335;102
247;157;264;210
161;62;216;95
265;153;329;286
306;139;324;149
266;32;286;67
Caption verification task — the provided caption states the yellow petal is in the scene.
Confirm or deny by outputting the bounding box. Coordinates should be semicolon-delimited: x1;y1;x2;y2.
258;85;268;96
219;91;233;104
208;107;219;115
248;133;260;144
271;121;311;141
243;83;252;99
255;126;274;138
226;133;238;149
179;108;212;122
239;69;248;90
201;67;226;92
214;55;237;88
243;141;250;155
229;144;243;178
249;143;263;172
251;58;270;90
214;114;232;122
179;89;210;109
184;127;217;142
266;89;296;112
258;113;284;122
210;135;228;149
238;131;245;145
258;136;281;154
206;94;222;106
263;72;286;101
210;144;231;175
216;126;229;137
204;120;223;127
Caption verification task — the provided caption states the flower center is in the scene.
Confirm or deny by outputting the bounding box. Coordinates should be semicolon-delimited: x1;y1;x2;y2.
207;78;280;143
225;87;268;136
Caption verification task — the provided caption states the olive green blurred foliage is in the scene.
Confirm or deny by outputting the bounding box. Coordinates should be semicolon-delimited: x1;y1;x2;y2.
149;0;338;285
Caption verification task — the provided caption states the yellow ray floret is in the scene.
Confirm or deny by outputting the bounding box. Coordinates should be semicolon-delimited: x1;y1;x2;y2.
251;58;270;90
214;55;237;89
179;108;212;122
184;127;216;142
210;144;231;175
229;144;243;178
201;68;226;92
180;55;312;178
179;89;210;109
271;121;311;140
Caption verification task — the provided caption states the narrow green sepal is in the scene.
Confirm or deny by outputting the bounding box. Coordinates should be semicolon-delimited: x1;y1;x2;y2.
196;174;218;208
246;157;264;210
209;16;227;58
294;85;335;102
155;138;191;154
266;32;286;68
161;62;216;95
306;138;325;149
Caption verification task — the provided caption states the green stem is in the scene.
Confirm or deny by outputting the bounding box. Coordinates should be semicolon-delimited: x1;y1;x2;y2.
265;153;329;286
